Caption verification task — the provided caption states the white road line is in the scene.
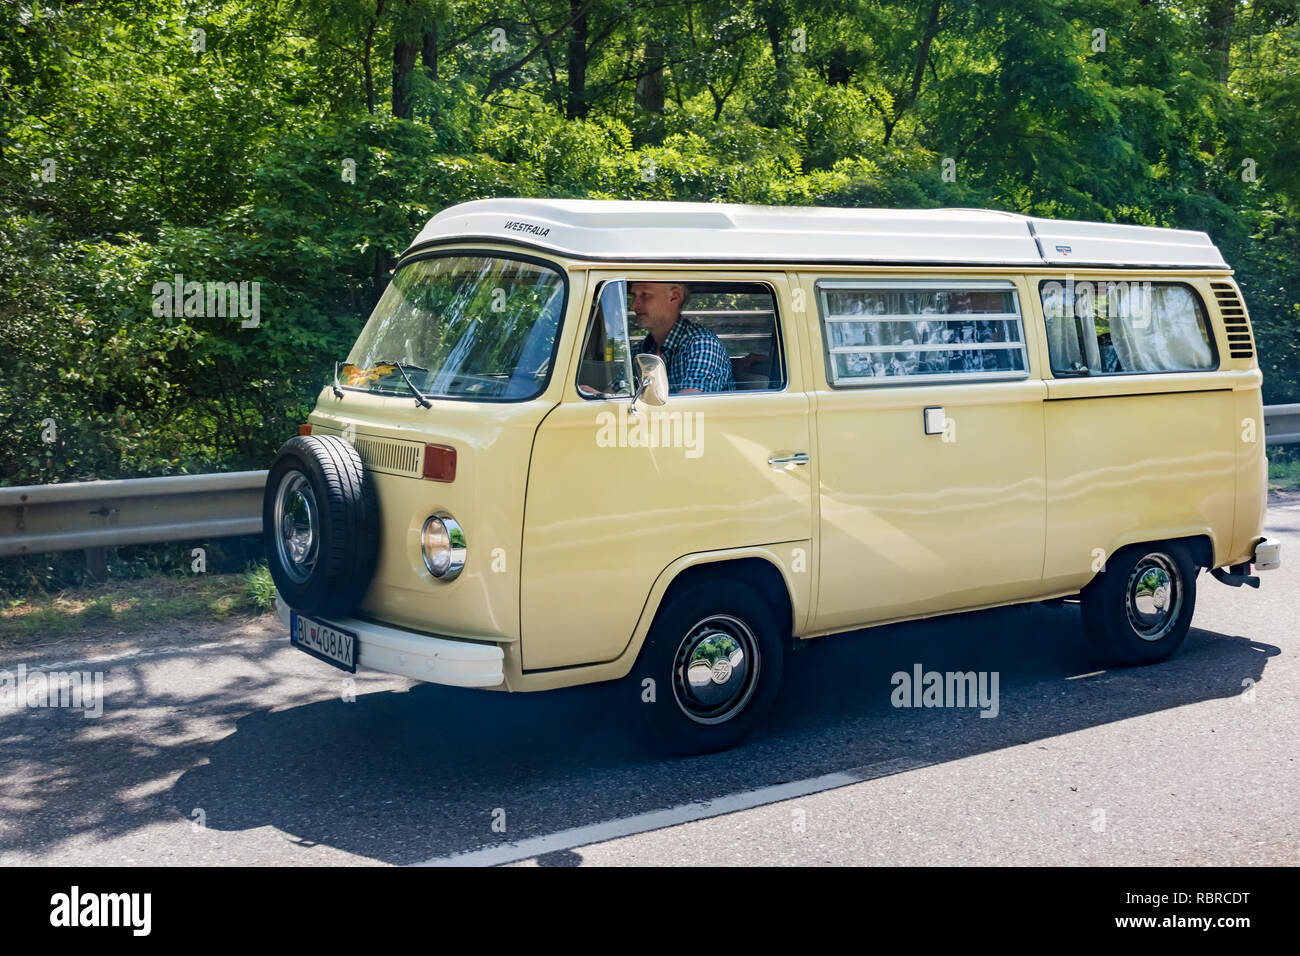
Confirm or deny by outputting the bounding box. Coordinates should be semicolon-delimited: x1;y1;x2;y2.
413;755;932;867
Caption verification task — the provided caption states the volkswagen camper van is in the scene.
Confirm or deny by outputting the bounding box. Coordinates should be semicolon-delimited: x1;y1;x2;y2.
265;199;1282;754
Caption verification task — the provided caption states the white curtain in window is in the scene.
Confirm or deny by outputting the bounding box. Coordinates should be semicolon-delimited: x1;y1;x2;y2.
1109;284;1213;372
1043;282;1085;370
1047;315;1085;369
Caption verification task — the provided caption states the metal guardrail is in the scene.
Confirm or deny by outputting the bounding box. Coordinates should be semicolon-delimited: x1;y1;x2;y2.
1264;403;1300;446
0;404;1296;561
0;471;267;558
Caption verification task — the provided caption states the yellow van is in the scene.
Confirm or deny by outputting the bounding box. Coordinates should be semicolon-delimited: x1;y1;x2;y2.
264;199;1282;754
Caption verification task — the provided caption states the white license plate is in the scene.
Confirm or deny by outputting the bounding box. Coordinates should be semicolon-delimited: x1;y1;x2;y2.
290;612;357;673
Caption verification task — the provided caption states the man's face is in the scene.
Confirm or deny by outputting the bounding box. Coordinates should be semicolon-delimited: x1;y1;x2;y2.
629;282;683;341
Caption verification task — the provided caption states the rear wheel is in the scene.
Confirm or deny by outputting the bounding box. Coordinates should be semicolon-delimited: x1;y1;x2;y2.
1080;542;1197;666
627;579;783;755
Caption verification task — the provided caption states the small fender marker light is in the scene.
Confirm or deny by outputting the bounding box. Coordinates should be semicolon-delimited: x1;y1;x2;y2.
423;443;457;482
299;424;313;436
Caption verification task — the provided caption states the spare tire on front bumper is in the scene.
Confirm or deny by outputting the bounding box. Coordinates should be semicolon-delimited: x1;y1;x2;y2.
263;435;379;617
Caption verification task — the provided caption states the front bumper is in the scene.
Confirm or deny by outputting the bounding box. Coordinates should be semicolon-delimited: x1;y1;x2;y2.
276;594;505;688
1253;537;1282;572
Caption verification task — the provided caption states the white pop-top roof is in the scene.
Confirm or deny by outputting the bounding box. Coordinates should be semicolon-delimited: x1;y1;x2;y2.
406;198;1229;270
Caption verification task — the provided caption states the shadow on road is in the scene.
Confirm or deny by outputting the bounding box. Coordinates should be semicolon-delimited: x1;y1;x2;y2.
162;602;1278;864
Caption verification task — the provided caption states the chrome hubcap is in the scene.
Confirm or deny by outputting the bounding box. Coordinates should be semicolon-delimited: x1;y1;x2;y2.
672;614;759;725
1125;553;1181;642
273;472;318;584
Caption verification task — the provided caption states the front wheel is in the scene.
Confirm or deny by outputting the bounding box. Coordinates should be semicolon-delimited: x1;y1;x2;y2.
626;579;784;756
1080;542;1197;666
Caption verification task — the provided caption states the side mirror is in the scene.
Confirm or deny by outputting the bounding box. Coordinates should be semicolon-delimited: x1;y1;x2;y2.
633;353;669;407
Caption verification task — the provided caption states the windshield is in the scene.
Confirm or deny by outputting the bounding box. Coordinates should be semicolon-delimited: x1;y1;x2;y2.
345;253;566;401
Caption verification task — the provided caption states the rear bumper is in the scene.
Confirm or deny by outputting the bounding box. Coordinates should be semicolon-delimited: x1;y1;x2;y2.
275;595;505;688
1253;537;1282;572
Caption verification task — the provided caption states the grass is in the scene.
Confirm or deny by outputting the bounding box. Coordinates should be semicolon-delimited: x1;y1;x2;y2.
0;566;277;648
244;565;277;612
1269;447;1300;494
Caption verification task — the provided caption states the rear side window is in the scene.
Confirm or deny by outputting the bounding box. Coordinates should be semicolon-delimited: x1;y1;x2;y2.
1039;279;1216;376
817;279;1029;386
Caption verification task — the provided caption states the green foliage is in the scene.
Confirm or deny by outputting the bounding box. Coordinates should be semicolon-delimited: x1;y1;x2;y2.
243;565;277;612
1;0;1298;524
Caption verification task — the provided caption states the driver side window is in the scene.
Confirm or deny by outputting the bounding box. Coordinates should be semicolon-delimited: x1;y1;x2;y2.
576;280;634;398
575;278;786;398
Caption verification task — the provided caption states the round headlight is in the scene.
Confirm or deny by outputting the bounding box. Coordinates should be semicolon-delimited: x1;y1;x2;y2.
421;514;466;580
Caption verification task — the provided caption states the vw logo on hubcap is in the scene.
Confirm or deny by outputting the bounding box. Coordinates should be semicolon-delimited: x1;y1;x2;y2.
673;617;759;725
1127;554;1181;642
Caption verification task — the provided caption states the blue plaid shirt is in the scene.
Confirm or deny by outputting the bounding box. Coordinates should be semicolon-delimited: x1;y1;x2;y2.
637;317;735;393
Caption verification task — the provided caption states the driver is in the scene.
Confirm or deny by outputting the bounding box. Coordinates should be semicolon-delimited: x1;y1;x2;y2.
631;281;734;394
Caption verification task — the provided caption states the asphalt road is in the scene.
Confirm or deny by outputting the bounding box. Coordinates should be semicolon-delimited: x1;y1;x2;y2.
2;501;1297;866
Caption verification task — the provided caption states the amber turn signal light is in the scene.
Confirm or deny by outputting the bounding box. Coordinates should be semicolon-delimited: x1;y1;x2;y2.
423;443;456;482
298;424;313;436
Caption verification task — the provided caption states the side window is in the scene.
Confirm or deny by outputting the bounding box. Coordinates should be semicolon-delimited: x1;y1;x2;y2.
576;279;634;398
576;279;786;397
1039;279;1217;376
817;279;1029;385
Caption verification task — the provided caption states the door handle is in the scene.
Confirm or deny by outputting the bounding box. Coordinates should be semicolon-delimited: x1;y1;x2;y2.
768;452;810;467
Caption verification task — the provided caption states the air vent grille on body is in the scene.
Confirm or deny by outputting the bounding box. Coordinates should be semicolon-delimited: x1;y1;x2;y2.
1210;281;1254;359
350;436;422;476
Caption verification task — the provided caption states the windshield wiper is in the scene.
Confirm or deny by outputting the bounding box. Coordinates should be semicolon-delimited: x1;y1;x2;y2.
375;360;432;408
335;359;431;407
